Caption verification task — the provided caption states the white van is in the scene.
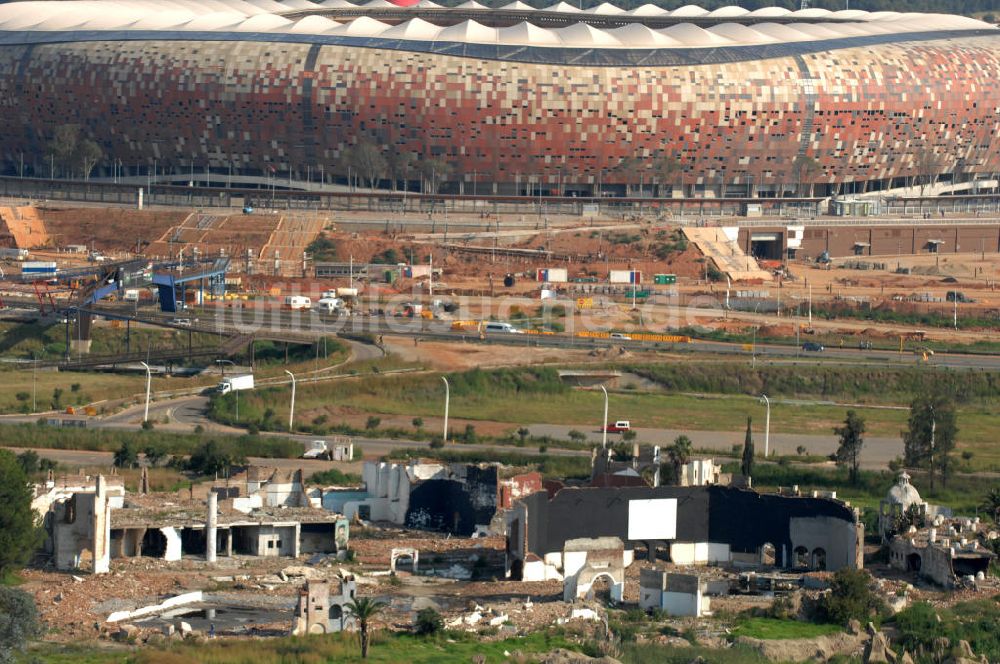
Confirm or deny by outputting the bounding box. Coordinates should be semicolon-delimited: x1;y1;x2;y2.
284;295;312;310
315;297;344;313
484;321;523;334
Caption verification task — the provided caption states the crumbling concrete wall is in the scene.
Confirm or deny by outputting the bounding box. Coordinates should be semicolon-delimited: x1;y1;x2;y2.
51;476;111;574
562;537;625;603
639;570;709;617
789;515;861;571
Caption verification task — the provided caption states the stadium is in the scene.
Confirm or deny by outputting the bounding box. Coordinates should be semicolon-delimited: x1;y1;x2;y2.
0;0;997;197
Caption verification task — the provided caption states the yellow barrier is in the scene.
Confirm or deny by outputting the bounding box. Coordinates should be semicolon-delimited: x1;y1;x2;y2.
574;331;691;343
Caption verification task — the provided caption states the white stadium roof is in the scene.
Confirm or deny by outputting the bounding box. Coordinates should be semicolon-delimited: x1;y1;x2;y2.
0;1;993;49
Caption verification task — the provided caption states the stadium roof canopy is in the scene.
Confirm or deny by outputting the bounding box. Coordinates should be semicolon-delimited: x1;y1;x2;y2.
0;0;993;49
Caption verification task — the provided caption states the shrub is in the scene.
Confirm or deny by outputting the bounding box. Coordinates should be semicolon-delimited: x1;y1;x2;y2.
113;440;139;468
365;416;381;430
0;587;42;661
186;440;247;476
815;568;885;626
414;607;443;636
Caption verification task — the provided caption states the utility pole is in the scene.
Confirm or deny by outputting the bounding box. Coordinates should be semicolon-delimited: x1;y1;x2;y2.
760;394;770;458
284;370;296;431
139;361;151;423
600;385;609;449
441;376;450;443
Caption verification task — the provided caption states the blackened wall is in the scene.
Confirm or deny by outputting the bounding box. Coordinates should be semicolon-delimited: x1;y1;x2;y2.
520;485;856;565
405;464;499;536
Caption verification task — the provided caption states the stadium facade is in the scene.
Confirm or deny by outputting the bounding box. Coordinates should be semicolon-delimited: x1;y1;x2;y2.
0;0;998;197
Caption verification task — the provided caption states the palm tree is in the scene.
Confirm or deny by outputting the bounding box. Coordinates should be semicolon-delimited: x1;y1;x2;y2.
667;435;693;484
346;596;387;659
980;488;1000;524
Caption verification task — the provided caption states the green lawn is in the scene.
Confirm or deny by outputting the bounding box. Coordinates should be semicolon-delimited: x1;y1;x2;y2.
28;631;586;664
223;371;1000;471
729;617;842;640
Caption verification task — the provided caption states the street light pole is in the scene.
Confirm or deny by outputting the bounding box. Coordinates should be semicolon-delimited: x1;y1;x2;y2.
441;376;450;443
760;394;770;458
139;361;151;423
600;385;609;449
284;370;296;432
31;352;36;412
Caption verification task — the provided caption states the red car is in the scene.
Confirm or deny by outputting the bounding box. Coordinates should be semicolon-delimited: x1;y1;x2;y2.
603;420;631;433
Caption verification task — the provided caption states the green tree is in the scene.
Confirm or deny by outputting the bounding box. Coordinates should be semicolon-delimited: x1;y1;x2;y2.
411;417;424;430
0;587;42;662
903;394;958;489
622;429;637;444
15;451;40;476
143;442;167;468
186;440;246;476
414;607;443;636
741;416;755;478
516;427;530;445
113;440;139;469
387;148;416;192
817;568;885;626
463;424;477;444
653;153;683;197
980;487;1000;524
417;158;451;195
365;416;381;431
666;435;693;485
76;138;102;181
567;429;587;445
792;154;822;197
0;450;43;582
346;596;387;659
834;410;866;485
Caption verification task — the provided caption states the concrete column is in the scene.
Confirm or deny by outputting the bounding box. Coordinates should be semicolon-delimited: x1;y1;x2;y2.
93;475;110;574
206;491;218;563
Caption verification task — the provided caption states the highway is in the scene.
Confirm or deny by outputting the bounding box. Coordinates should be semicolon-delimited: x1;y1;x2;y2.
66;300;1000;371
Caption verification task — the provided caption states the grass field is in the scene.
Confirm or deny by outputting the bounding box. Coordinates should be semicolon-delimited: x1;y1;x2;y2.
27;631;586;664
729;617;842;641
213;366;1000;471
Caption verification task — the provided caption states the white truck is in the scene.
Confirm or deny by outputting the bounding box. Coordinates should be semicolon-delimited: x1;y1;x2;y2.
218;374;254;394
315;297;344;313
284;295;312;310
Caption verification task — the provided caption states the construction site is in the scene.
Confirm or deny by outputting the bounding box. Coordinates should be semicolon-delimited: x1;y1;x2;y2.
2;193;1000;664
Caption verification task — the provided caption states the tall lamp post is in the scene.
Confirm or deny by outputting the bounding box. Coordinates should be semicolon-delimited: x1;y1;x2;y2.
441;376;450;443
760;394;770;458
31;351;36;413
217;360;237;421
284;370;296;432
600;385;609;449
139;361;151;424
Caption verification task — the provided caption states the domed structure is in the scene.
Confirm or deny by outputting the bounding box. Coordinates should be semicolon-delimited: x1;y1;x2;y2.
885;472;923;511
879;472;927;542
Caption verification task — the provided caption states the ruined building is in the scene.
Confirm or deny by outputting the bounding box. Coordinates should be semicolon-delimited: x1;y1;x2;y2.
506;484;863;581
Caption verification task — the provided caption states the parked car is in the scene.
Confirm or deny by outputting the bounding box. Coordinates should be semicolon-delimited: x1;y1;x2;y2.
603;420;631;433
171;317;192;327
609;332;632;341
802;341;824;352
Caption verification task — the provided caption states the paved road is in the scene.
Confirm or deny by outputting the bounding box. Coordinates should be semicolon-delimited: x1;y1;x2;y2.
528;424;902;469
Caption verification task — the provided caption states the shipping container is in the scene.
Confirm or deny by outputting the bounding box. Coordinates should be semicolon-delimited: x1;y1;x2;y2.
609;270;641;284
21;261;57;274
537;267;568;283
654;274;677;285
0;247;28;260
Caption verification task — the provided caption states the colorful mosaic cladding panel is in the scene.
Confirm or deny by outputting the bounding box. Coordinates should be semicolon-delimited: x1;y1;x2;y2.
0;36;998;187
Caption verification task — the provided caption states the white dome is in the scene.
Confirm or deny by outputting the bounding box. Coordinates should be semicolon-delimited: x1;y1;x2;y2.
885;472;923;510
707;22;775;45
545;1;582;12
659;22;730;45
499;1;537;10
746;6;791;17
627;3;668;16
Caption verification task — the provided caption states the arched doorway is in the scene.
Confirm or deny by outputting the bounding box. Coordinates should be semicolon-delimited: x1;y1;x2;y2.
587;573;614;604
508;559;524;581
811;548;827;571
760;543;776;566
906;553;922;572
793;546;809;568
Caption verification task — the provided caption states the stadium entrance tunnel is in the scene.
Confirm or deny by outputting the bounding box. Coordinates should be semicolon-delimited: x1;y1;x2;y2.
749;232;784;260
